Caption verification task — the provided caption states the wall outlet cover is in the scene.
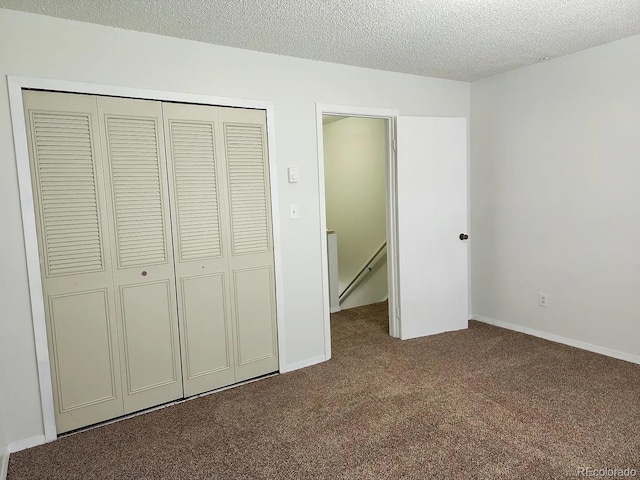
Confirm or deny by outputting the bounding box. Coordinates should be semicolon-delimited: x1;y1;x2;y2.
538;292;548;307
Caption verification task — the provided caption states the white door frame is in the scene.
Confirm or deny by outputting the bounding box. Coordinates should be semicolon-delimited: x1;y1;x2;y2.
315;103;400;359
7;75;288;443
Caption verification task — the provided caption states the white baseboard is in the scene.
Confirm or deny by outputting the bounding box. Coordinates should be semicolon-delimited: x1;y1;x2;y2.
473;315;640;365
282;354;327;373
1;445;8;480
330;307;341;313
8;434;46;454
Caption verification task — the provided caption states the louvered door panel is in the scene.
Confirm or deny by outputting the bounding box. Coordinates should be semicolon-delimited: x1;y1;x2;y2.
225;123;271;255
105;116;168;268
23;90;124;434
219;107;278;382
98;96;183;413
163;103;235;397
31;111;104;276
170;120;222;261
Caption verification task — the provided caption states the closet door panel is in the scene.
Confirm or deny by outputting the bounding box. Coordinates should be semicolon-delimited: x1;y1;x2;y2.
232;266;277;373
98;96;183;413
48;289;118;412
170;119;223;262
105;114;170;268
119;281;180;397
225;122;271;256
23;90;124;433
180;273;233;395
163;102;235;397
219;107;278;381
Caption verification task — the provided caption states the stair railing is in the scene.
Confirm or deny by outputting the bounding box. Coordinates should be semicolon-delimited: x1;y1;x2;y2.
338;241;387;303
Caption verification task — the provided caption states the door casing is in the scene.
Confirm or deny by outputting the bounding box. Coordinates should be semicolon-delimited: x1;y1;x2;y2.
317;107;472;352
315;103;401;359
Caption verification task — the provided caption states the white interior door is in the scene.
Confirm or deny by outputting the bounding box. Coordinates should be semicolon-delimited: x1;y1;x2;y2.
396;116;468;340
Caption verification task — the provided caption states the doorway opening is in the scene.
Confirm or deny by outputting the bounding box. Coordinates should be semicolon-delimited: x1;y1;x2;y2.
316;104;400;359
318;108;470;355
323;115;388;312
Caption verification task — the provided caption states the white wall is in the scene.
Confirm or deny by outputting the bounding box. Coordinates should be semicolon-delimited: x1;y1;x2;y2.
471;34;640;359
323;117;388;309
0;9;469;448
338;252;388;310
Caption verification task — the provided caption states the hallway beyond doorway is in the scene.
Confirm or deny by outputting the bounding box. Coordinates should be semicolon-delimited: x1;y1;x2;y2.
323;115;389;311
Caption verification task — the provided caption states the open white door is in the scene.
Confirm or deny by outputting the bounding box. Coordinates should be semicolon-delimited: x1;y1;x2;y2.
396;117;468;340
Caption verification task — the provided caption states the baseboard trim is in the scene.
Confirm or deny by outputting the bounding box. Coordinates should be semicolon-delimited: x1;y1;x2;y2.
282;355;327;373
1;445;8;480
8;435;46;454
473;315;640;365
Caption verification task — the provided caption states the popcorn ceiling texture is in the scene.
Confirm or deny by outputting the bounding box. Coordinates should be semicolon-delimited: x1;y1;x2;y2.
1;0;640;81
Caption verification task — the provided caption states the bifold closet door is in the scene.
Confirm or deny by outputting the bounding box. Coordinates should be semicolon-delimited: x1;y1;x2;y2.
23;90;124;433
162;103;236;397
163;104;279;396
97;96;184;413
219;107;278;382
25;90;278;433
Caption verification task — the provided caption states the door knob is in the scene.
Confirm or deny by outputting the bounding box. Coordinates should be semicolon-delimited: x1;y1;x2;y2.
459;233;469;240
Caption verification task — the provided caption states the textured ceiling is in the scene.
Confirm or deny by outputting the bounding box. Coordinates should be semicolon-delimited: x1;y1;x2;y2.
2;0;640;81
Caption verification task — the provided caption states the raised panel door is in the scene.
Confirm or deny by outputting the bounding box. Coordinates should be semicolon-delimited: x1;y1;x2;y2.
218;107;278;381
23;90;124;433
97;96;183;413
162;103;236;397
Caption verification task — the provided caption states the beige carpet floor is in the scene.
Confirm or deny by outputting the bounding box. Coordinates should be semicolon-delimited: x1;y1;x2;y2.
8;301;640;479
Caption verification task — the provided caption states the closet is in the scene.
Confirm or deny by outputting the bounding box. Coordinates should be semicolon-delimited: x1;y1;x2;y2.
23;90;278;434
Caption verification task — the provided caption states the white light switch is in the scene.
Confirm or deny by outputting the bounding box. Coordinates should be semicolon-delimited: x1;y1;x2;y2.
288;167;299;183
289;204;299;219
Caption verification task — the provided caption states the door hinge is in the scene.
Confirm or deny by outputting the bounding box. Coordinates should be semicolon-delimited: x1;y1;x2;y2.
392;138;397;152
396;307;400;319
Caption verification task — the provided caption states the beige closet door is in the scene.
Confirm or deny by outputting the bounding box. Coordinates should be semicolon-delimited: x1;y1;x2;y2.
97;96;183;413
25;92;277;433
23;90;124;433
219;107;279;381
162;103;236;397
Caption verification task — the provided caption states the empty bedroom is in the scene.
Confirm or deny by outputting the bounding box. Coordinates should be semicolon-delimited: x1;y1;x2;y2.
0;1;639;479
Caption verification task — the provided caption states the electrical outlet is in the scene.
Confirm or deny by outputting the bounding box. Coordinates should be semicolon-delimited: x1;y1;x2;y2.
289;204;299;219
538;292;548;308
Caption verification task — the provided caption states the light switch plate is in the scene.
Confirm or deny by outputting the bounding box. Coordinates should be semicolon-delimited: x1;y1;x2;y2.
289;204;299;219
288;167;299;183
